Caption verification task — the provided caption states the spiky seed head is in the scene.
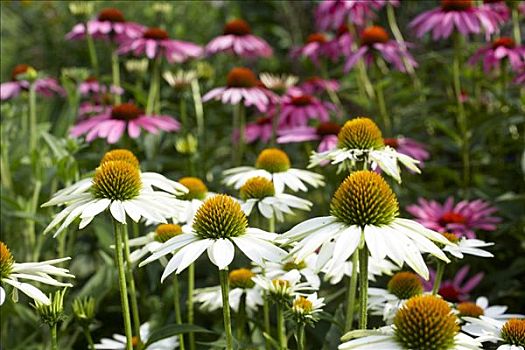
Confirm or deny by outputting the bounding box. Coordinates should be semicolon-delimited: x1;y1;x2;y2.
155;224;183;243
255;148;291;173
226;67;258;88
0;241;14;279
33;289;67;327
72;297;96;326
239;177;275;200
337;117;384;150
100;149;140;169
229;268;255;289
387;272;424;299
293;296;313;313
192;195;248;239
97;8;125;22
441;232;460;244
456;302;484;318
223;19;251;36
143;27;169;40
178;177;207;200
441;0;473;11
330;171;399;227
91;161;142;201
501;319;525;347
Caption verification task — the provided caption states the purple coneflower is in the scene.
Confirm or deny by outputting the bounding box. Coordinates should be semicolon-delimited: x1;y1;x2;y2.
469;37;525;74
117;27;202;63
406;197;501;239
344;25;417;73
325;24;354;60
298;76;340;95
291;33;332;64
315;0;382;30
480;0;511;22
383;137;430;167
277;122;341;153
1;64;65;101
79;76;123;97
70;102;180;144
205;19;272;58
278;89;335;128
422;265;483;303
245;116;274;144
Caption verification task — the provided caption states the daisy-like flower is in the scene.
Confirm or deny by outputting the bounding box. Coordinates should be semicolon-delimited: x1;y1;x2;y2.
42;149;187;237
410;0;505;40
128;224;184;264
66;7;144;43
140;195;287;280
245;116;274;144
283;170;452;280
406;197;501;239
94;322;179;349
163;70;197;91
259;73;298;94
323;255;398;285
262;253;321;289
79;76;124;97
291;33;333;64
193;268;263;314
239;177;312;222
309;118;421;183
203;67;276;112
70;102;180;144
205;18;272;58
0;241;74;306
278;122;341;153
456;297;524;320
279;89;335;127
423;265;483;303
289;293;325;324
315;0;382;30
252;270;315;304
383;137;430;167
339;295;482;350
223;148;325;193
1;64;65;101
463;317;525;350
298;76;340;95
469;37;525;74
174;177;214;224
344;25;417;73
440;232;494;259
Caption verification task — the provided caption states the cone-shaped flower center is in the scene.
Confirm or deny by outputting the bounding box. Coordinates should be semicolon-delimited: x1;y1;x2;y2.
457;302;484;317
111;103;143;121
307;33;327;44
239;177;275;200
387;272;423;299
330;171;399;227
293;296;313;313
501;319;525;346
337;117;385;150
255;116;272;125
441;0;473;11
178;177;207;200
383;138;399;149
439;284;460;302
91;160;142;201
394;295;459;350
291;95;314;106
0;241;14;279
229;268;255;289
255;148;291;173
361;26;389;46
439;212;466;226
155;224;183;243
223;19;251;36
100;149;140;168
283;260;307;271
143;27;169;40
441;232;460;244
492;37;515;49
98;8;126;22
11;64;32;81
193;195;248;239
316;122;341;136
226;67;258;88
85;76;98;83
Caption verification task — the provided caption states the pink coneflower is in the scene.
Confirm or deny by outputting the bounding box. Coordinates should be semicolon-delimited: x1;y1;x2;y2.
77;102;111;120
117;27;202;63
315;0;382;30
79;76;123;97
291;33;332;64
406;197;501;239
205;19;272;58
203;67;276;112
344;25;417;73
422;266;483;303
383;137;430;167
298;76;340;95
66;8;144;43
1;64;65;101
325;24;354;59
245;116;274;144
277;122;341;152
278;89;335;127
410;0;505;40
70;102;180;144
469;37;525;73
480;0;510;22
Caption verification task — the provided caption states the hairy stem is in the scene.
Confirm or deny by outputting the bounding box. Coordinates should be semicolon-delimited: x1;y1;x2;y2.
358;242;369;330
187;263;195;350
296;324;305;350
51;324;58;350
344;252;359;332
173;275;186;350
122;226;142;348
432;261;446;296
111;50;121;105
146;57;161;115
276;303;287;350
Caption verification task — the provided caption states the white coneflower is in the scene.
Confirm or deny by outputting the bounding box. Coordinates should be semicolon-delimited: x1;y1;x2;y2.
262;253;321;289
455;297;524;321
239;177;312;221
463;317;525;350
309;117;420;182
127;224;184;264
252;270;315;304
259;72;298;93
163;69;197;91
0;241;74;306
323;255;398;285
223;148;325;193
93;322;179;349
174;177;214;224
440;233;494;259
289;293;325;324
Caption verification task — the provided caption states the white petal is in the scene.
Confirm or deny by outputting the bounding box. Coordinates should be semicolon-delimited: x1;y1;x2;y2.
110;201;126;223
207;239;235;270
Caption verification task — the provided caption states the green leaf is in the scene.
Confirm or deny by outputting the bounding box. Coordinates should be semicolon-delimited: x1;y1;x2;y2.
144;324;214;347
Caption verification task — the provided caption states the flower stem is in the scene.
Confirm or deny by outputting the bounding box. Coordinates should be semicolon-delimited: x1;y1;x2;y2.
51;323;58;350
173;274;186;350
374;76;391;135
187;263;196;350
344;252;359;332
263;297;271;350
296;324;305;350
236;293;247;342
358;243;369;330
113;220;133;350
81;325;96;350
191;80;204;139
85;25;99;78
122;226;142;348
512;7;522;45
432;261;446;295
219;268;234;350
146;57;161;116
111;50;121;105
29;82;37;153
276;303;287;350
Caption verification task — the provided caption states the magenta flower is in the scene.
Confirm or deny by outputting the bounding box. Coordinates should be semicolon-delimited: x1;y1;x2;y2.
70;102;180;144
291;33;333;64
315;0;383;30
79;77;124;97
298;76;340;95
325;24;354;60
344;25;417;73
406;197;501;239
278;89;335;127
422;266;484;303
480;0;510;22
117;27;202;63
410;0;505;40
277;122;341;152
244;116;274;144
203;67;276;112
77;102;110;120
66;8;144;43
1;64;65;101
469;37;525;74
383;137;430;167
205;19;272;58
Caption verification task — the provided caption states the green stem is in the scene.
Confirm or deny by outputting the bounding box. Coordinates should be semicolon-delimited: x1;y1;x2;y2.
236;293;247;342
344;252;359;332
358;242;369;330
180;97;188;131
219;268;233;350
51;324;58;350
113;220;133;350
0;142;13;193
187;264;195;350
512;7;522;45
374;75;391;135
276;303;287;350
191;80;204;139
268;216;275;233
146;57;161;115
82;325;96;350
122;226;142;348
296;324;305;350
173;275;186;350
85;24;99;77
29;82;37;153
111;50;121;105
432;261;446;295
29;180;42;261
263;297;271;350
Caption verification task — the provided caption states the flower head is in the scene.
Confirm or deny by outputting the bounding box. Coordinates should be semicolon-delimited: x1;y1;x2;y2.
94;322;179;350
387;272;424;300
463;316;525;349
229;268;255;289
1;65;65;101
193;195;248;240
278;89;335;127
469;37;525;74
178;177;208;201
277;122;340;153
291;33;333;64
289;293;325;324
